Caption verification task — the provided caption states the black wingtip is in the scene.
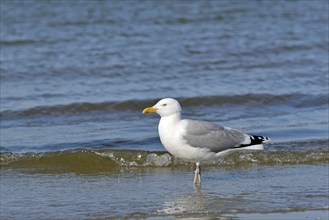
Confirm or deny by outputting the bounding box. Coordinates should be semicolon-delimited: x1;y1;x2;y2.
250;135;271;144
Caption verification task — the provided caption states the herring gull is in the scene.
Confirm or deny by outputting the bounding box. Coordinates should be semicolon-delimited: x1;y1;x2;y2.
143;98;271;185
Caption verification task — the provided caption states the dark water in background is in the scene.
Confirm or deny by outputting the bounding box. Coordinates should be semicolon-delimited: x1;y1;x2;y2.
1;0;328;219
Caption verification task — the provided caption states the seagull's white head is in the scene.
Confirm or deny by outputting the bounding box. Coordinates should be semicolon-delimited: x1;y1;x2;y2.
143;98;182;117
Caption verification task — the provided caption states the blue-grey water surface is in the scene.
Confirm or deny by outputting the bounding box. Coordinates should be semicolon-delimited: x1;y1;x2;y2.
1;0;328;219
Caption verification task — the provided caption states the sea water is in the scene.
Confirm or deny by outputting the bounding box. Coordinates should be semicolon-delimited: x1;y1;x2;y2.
1;0;328;219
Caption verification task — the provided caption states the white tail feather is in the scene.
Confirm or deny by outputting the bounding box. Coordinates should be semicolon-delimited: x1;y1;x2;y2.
241;144;264;150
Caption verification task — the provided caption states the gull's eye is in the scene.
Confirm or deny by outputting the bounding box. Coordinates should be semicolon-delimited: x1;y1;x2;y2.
162;103;167;107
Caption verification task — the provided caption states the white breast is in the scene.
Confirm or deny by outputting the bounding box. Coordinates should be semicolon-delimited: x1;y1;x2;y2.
158;117;216;162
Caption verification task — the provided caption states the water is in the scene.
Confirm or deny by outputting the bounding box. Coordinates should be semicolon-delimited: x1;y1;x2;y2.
1;0;328;219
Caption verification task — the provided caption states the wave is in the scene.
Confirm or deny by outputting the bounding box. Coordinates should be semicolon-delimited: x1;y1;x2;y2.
1;148;328;174
1;93;327;120
0;39;41;46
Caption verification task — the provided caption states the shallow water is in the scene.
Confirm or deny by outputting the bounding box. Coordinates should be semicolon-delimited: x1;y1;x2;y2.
1;0;328;219
1;164;328;219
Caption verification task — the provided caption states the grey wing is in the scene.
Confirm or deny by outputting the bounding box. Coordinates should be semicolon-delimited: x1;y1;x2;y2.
183;120;248;153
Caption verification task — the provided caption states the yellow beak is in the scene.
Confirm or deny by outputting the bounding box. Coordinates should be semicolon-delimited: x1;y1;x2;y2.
143;107;158;114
